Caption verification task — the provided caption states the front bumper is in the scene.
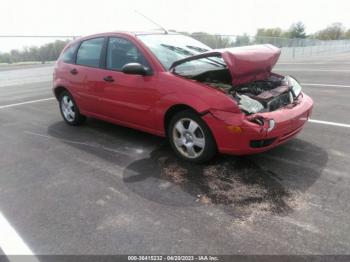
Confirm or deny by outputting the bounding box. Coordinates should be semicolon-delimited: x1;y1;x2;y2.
203;93;313;155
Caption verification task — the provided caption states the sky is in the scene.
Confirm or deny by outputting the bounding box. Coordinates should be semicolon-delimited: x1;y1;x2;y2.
1;0;350;52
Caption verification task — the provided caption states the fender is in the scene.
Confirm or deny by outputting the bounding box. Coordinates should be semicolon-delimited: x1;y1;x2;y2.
153;93;211;136
53;78;81;105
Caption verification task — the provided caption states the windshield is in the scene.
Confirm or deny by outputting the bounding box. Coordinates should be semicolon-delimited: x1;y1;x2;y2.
137;34;212;69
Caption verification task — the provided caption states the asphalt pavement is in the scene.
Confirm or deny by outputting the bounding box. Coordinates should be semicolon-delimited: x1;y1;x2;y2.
0;55;349;256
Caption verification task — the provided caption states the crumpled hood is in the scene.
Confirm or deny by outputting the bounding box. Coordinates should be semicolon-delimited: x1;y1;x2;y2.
220;44;281;86
170;44;281;87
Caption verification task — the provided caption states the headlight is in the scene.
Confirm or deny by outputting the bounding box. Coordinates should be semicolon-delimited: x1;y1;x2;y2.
287;76;302;98
267;119;275;132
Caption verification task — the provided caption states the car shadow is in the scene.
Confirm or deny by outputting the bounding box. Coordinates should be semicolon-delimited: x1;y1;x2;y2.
47;119;328;219
123;140;327;218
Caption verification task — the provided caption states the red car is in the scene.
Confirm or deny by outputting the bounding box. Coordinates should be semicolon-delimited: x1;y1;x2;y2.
53;31;313;163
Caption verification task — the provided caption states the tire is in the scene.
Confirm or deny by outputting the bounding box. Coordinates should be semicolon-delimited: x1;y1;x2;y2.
58;91;86;126
168;110;217;163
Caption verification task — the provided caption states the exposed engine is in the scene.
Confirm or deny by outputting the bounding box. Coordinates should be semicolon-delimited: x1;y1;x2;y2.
233;75;294;114
189;69;296;115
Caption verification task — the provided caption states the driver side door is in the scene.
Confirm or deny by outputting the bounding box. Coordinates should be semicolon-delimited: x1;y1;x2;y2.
99;36;160;132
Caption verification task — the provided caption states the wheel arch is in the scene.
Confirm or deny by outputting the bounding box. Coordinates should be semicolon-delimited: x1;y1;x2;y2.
53;85;69;100
165;104;218;162
163;104;207;137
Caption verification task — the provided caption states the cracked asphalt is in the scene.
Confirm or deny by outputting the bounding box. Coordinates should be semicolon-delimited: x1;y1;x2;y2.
0;54;350;255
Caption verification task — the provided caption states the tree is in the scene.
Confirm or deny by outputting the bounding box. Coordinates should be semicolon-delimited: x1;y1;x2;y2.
10;50;21;63
314;23;345;40
0;53;11;63
344;29;350;39
0;39;69;64
191;32;233;48
256;28;283;38
234;34;250;46
287;22;306;38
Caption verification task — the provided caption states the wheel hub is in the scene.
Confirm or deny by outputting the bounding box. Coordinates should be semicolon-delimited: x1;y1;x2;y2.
183;132;193;144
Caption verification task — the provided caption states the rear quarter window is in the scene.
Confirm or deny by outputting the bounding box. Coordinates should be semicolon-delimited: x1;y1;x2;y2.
59;43;78;64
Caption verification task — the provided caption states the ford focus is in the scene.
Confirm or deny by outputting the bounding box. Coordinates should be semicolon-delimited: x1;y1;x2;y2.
53;31;313;162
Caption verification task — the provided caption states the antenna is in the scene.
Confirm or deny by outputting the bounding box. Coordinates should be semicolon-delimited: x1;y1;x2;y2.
134;10;168;34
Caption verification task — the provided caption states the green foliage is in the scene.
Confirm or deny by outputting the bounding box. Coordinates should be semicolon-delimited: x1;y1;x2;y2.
256;23;306;39
255;22;350;41
313;23;346;40
234;34;251;46
345;29;350;39
0;39;69;64
256;28;283;38
287;22;306;39
191;32;233;48
2;22;350;65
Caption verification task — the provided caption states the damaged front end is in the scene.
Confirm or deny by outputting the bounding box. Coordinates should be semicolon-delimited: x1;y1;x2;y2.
233;74;302;115
168;44;313;154
170;44;303;116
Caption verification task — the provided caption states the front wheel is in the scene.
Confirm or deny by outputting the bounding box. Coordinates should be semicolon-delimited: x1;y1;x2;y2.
168;110;217;163
59;91;86;125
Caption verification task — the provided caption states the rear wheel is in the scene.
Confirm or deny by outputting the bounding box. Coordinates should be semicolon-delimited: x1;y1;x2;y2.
168;110;217;163
59;91;86;125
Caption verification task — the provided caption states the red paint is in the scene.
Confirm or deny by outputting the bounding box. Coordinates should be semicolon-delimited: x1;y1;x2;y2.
53;32;313;155
220;44;281;86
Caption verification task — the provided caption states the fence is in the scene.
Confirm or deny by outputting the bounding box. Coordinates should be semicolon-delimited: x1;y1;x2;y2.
1;34;350;64
191;34;350;59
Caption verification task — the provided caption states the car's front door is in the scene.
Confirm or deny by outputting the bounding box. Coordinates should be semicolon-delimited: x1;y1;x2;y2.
99;36;159;132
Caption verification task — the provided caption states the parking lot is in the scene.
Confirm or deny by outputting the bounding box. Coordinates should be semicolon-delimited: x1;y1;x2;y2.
0;54;350;256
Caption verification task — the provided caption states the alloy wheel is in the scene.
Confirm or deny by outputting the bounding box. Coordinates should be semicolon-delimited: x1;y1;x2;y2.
61;95;76;122
172;118;206;159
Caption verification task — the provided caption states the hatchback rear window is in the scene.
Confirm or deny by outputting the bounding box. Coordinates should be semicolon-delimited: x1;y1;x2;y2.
76;38;104;68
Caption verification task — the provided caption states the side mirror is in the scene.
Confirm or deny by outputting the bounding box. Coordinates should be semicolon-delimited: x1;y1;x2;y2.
122;63;151;76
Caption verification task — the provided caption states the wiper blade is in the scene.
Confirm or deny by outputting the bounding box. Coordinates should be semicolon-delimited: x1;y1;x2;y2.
186;45;226;67
161;44;194;56
204;57;226;67
186;45;209;53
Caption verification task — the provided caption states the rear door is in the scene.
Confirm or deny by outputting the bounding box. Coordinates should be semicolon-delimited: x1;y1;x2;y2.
55;42;85;102
74;37;106;115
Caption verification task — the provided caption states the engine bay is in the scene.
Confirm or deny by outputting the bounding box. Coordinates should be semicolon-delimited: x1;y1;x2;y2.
189;69;298;115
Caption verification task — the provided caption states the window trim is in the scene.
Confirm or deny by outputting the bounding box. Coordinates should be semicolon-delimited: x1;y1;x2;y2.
102;36;153;74
74;37;107;69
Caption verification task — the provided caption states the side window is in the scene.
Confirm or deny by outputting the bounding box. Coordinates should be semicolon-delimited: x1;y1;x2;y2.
106;37;150;71
59;42;78;64
76;38;104;68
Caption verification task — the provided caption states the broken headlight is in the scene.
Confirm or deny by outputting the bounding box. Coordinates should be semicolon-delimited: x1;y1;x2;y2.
237;94;264;114
288;76;302;98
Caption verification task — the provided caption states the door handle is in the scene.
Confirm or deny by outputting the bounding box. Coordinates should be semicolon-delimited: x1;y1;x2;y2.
103;76;114;82
70;68;78;75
